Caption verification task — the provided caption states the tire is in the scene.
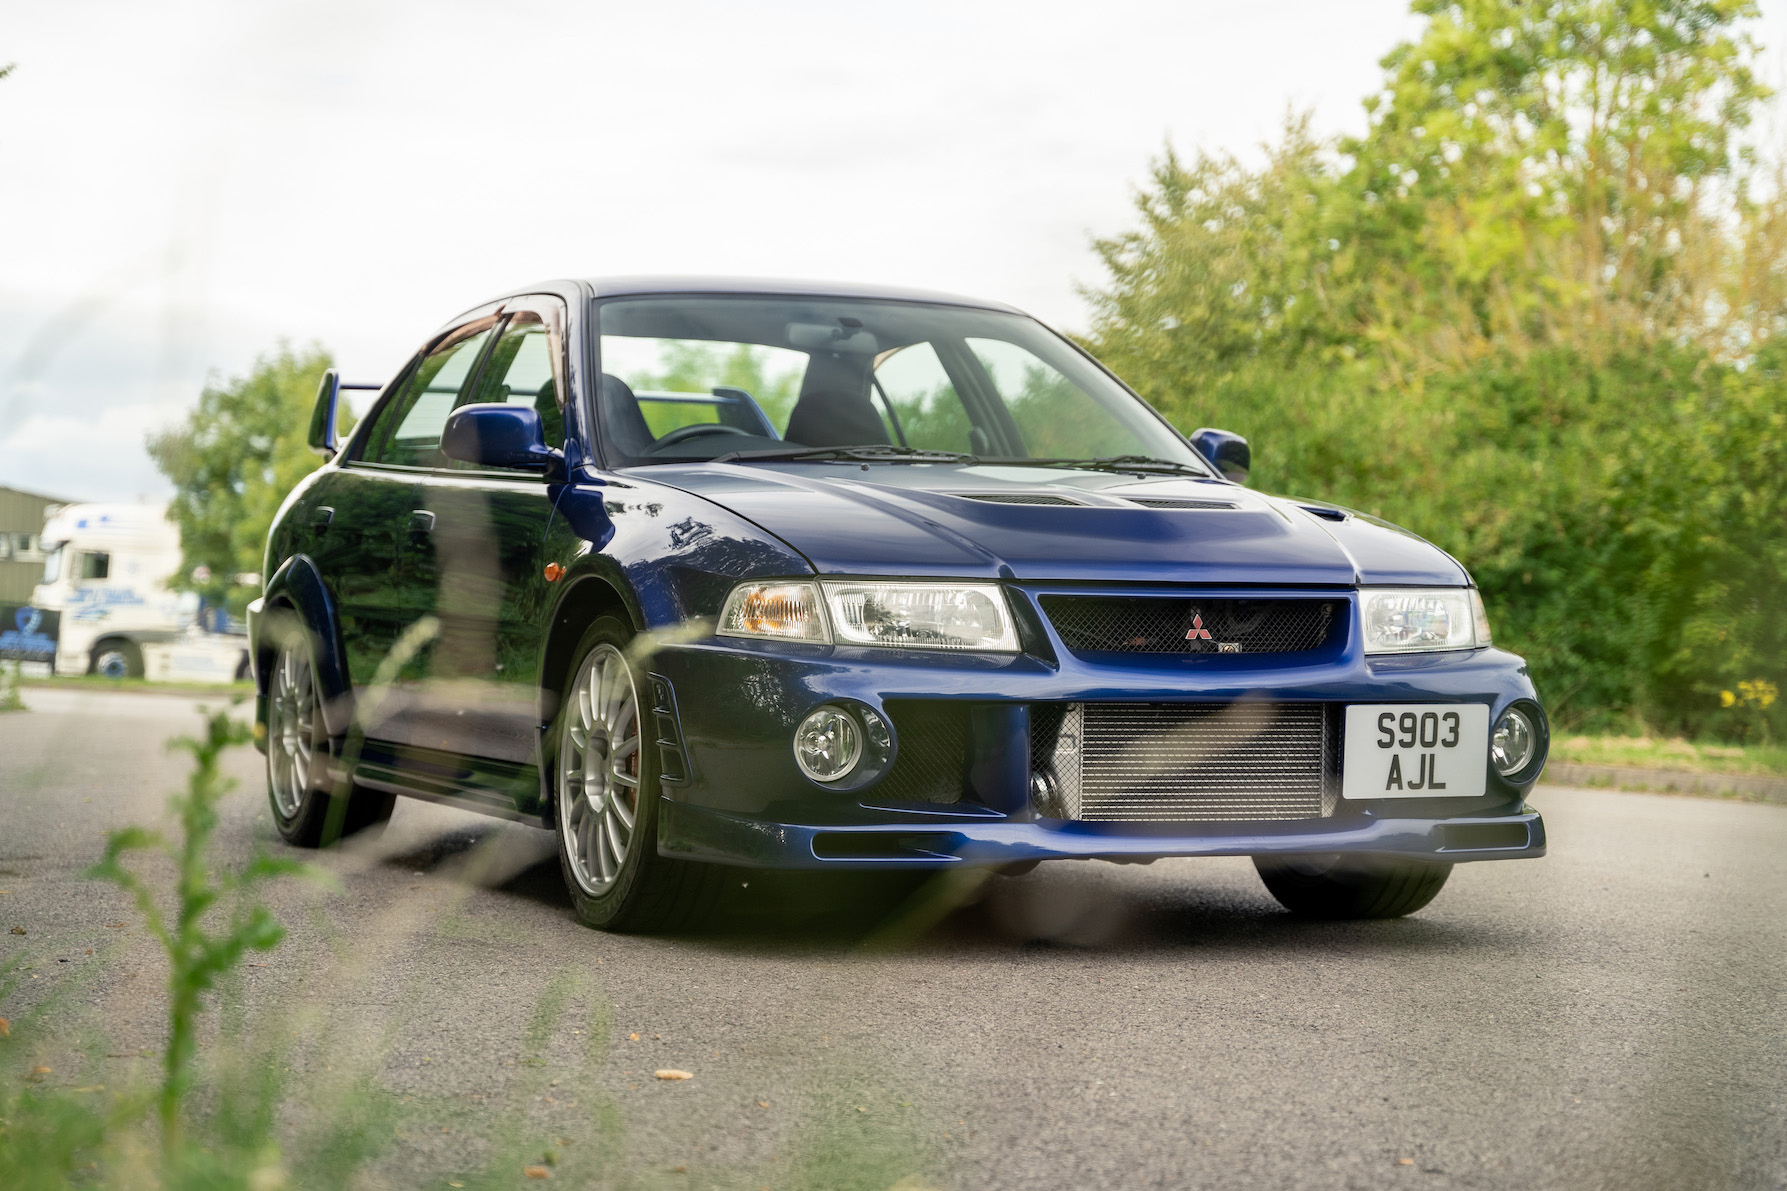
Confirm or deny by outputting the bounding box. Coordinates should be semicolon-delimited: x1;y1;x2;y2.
90;638;143;679
265;615;395;848
551;616;725;932
1253;853;1452;919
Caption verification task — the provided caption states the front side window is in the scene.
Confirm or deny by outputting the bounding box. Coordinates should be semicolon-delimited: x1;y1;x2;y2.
361;323;496;466
78;551;110;581
967;338;1141;459
871;342;972;453
461;305;567;453
590;296;1203;469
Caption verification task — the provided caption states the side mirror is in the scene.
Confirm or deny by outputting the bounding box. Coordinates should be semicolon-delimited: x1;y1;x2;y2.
441;405;564;476
308;369;342;458
1190;427;1251;484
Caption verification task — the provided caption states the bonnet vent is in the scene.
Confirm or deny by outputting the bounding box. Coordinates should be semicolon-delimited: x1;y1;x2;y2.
956;492;1083;506
1127;497;1240;510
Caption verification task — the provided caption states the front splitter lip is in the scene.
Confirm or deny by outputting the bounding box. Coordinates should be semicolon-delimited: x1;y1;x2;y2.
659;799;1546;870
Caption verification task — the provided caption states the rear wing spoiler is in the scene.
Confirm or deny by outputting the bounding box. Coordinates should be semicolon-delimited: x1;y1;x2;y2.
308;369;383;459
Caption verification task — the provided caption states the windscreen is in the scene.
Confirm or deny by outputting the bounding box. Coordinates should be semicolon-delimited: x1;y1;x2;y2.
592;296;1205;468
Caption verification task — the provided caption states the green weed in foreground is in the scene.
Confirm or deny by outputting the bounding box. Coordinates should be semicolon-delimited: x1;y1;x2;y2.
0;660;24;713
0;706;950;1189
87;707;332;1149
0;705;338;1187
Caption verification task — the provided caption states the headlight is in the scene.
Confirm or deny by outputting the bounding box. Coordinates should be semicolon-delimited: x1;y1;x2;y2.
718;581;827;642
822;580;1019;651
1470;588;1493;645
1360;587;1486;653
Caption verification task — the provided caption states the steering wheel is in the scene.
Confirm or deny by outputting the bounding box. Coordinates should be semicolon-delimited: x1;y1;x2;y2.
652;423;755;449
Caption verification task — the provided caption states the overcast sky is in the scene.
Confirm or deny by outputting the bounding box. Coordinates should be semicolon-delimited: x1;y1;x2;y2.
6;0;1787;504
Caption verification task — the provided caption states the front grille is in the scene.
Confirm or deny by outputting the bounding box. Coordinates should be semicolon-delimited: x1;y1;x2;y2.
1041;595;1344;656
873;701;968;803
1030;702;1333;821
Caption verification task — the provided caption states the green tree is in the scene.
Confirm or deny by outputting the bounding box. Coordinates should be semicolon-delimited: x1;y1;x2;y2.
1084;0;1786;738
146;345;336;612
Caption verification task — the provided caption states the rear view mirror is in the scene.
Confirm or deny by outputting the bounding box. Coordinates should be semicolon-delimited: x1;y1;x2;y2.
440;404;565;476
308;369;343;458
1191;427;1251;484
786;322;878;354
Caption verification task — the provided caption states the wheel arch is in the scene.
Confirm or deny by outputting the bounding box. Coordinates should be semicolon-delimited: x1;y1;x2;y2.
87;636;145;677
537;570;639;728
259;554;355;738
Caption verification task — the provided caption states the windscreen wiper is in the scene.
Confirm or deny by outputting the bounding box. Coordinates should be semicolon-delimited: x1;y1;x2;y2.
710;445;979;464
981;454;1211;477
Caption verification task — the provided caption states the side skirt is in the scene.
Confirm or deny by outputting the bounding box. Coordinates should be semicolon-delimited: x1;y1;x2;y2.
352;739;543;824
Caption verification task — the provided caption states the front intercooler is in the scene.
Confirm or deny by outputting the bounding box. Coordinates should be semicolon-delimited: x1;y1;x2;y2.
1029;702;1337;822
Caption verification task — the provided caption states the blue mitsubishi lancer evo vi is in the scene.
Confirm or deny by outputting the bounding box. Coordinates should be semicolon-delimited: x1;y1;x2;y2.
247;277;1547;931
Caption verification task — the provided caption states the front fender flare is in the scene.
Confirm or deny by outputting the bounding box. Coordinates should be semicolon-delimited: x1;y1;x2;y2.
259;554;355;739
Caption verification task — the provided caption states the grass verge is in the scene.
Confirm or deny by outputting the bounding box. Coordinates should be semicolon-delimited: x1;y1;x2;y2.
20;676;255;698
1549;733;1786;777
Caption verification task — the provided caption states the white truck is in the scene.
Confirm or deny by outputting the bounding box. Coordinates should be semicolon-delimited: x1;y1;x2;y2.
30;503;246;680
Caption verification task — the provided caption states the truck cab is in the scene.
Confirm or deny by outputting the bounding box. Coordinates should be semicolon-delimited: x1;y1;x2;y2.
33;504;186;677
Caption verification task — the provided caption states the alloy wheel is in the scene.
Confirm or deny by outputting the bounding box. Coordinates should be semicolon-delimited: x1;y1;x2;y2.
268;640;315;821
558;643;643;895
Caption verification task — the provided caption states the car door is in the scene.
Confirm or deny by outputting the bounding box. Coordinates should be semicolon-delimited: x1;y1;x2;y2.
300;464;415;694
399;296;568;766
332;313;502;742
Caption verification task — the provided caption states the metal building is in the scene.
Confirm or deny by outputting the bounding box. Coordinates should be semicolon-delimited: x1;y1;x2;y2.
0;485;64;604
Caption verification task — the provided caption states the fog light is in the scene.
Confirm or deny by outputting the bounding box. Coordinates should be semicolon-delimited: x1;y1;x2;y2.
795;705;864;783
1491;706;1537;777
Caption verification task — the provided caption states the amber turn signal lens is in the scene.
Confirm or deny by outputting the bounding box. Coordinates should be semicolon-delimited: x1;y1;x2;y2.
543;563;564;582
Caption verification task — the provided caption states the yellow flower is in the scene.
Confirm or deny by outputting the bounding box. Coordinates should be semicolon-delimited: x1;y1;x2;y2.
1738;678;1778;709
1720;690;1737;708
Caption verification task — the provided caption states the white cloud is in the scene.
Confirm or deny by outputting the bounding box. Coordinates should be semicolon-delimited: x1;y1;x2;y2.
6;0;1787;502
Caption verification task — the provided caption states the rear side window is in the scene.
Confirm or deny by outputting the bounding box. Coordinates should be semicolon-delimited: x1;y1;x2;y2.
361;325;495;466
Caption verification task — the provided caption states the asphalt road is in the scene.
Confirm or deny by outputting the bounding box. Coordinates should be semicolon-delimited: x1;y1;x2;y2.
3;687;1784;1190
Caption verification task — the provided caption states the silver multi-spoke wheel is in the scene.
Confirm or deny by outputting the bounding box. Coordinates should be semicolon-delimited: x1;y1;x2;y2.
558;643;642;895
268;639;316;821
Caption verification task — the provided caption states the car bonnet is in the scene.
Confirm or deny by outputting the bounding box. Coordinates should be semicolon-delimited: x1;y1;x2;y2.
634;463;1469;586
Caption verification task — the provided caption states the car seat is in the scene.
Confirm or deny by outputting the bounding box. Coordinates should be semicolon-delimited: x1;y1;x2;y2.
782;352;888;448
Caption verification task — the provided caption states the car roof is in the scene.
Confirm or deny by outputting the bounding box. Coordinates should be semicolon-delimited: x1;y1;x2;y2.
576;275;1026;315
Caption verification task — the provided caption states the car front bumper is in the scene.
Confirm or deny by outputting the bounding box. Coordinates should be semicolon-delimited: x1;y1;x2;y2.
659;797;1545;869
643;587;1550;870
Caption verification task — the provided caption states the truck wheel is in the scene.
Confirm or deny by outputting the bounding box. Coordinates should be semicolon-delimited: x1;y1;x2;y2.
1253;854;1452;919
551;616;726;932
90;639;143;679
265;616;394;847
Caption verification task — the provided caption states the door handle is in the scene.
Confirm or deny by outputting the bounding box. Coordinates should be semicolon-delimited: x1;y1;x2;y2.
408;510;436;536
310;506;335;532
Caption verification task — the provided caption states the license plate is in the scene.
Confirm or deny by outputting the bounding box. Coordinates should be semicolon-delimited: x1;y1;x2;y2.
1343;704;1488;799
